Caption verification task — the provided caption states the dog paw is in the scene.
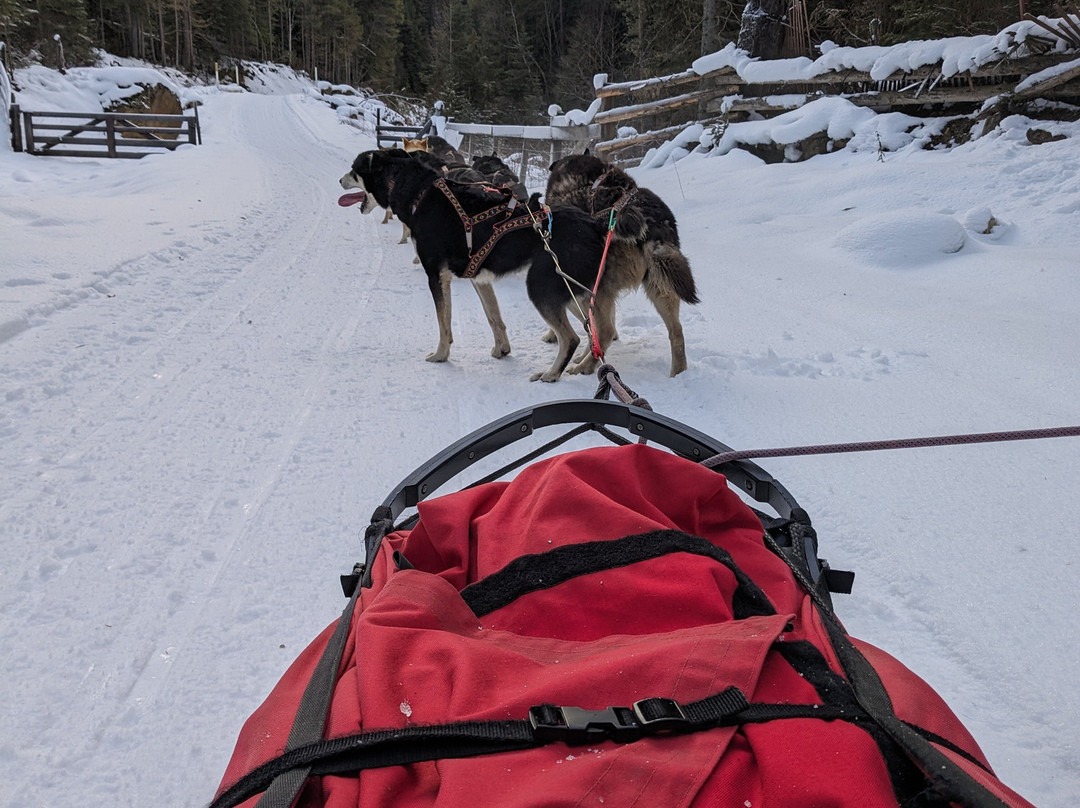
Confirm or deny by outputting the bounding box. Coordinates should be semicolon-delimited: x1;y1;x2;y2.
426;350;450;363
491;343;512;358
569;357;599;376
540;329;557;344
529;370;561;383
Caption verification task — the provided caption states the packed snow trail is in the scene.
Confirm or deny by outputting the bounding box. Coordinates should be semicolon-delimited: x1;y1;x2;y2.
0;91;576;806
2;80;1078;807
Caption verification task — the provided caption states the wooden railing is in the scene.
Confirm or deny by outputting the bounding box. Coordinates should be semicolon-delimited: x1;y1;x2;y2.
592;49;1080;164
445;120;596;186
373;107;598;189
10;107;201;158
1;41;12;147
374;108;431;148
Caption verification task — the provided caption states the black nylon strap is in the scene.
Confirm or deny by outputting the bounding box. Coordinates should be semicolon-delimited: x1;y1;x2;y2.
208;686;867;808
250;514;393;808
761;528;1011;808
249;583;362;808
460;529;777;619
819;612;1011;808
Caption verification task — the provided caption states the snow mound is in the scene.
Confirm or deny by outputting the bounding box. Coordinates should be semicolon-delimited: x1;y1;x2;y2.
834;210;967;268
961;206;1007;239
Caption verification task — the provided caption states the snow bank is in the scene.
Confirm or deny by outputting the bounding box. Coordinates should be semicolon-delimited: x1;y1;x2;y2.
833;210;967;268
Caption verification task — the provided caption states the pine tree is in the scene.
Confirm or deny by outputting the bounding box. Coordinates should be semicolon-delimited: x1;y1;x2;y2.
358;0;404;90
551;0;625;109
618;0;703;76
31;0;93;66
1;0;34;54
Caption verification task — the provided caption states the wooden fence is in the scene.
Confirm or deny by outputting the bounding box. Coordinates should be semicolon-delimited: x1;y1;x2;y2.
444;121;596;188
375;108;597;189
9;107;201;158
374;108;431;148
591;49;1080;164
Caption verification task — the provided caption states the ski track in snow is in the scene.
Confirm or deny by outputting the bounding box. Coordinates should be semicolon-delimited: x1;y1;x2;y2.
0;94;398;805
1;79;1078;807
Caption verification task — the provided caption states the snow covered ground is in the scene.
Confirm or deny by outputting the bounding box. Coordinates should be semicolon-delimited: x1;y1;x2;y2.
1;58;1078;807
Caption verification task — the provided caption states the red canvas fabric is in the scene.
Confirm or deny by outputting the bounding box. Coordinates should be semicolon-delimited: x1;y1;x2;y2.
214;444;1034;808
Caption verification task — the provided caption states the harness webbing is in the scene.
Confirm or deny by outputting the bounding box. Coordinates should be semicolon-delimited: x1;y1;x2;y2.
433;178;539;278
210;685;877;808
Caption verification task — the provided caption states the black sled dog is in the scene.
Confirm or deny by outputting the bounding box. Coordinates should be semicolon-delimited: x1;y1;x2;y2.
471;152;529;202
340;148;613;382
546;152;698;376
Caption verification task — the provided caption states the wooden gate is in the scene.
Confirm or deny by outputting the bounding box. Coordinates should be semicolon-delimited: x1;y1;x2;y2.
10;107;201;158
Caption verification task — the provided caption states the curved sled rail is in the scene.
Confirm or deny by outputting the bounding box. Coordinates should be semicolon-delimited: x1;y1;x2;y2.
379;398;801;522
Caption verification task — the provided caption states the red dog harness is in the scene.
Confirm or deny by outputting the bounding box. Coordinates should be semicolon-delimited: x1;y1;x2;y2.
433;178;545;278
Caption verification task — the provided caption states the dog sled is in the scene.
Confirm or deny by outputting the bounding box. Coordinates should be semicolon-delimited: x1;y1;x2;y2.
211;365;1038;808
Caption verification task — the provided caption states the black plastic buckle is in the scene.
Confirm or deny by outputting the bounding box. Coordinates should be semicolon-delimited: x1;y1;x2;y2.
339;562;365;597
632;697;689;731
529;698;691;745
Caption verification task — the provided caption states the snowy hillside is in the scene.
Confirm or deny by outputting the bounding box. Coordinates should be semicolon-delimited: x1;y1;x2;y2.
1;58;1078;807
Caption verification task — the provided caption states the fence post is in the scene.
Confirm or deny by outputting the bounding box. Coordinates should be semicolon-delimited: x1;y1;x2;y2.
9;104;22;152
106;115;116;157
23;110;35;154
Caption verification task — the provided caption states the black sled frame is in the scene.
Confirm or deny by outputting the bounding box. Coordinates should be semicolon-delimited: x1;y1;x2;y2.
355;366;854;602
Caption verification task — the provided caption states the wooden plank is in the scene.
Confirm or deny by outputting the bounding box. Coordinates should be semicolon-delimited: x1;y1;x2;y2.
190;104;200;145
704;84;1003;116
113;125;184;136
19;109;192;121
596;51;1078;118
593;86;739;125
1014;56;1080;97
30;149;148;159
23;112;36;154
594;121;697;152
595;68;716;98
10;104;24;152
30;121;107;133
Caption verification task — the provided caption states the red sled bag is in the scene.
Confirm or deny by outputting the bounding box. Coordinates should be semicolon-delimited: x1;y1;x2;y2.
211;399;1034;808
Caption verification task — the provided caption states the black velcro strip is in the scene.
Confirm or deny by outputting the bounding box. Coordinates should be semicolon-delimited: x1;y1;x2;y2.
460;529;776;619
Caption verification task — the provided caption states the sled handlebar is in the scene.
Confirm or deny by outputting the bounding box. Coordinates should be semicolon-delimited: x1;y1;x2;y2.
379;399;802;522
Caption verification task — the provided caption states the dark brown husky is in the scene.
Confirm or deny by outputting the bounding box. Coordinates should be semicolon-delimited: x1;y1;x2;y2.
546;152;698;377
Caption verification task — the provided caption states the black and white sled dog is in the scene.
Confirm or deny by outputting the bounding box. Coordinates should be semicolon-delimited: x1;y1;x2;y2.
546;151;698;376
340;148;613;382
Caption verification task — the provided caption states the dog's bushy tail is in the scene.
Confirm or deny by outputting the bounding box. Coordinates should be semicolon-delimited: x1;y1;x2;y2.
645;242;699;305
612;207;648;242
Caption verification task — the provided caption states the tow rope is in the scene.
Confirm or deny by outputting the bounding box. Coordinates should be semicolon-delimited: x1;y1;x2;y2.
586;210;618;360
589;366;1080;465
700;425;1080;468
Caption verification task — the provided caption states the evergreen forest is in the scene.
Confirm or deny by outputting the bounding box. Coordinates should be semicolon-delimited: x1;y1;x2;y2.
0;0;1061;122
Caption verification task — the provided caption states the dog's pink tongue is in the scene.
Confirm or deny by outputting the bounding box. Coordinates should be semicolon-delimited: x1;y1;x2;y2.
338;191;367;207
